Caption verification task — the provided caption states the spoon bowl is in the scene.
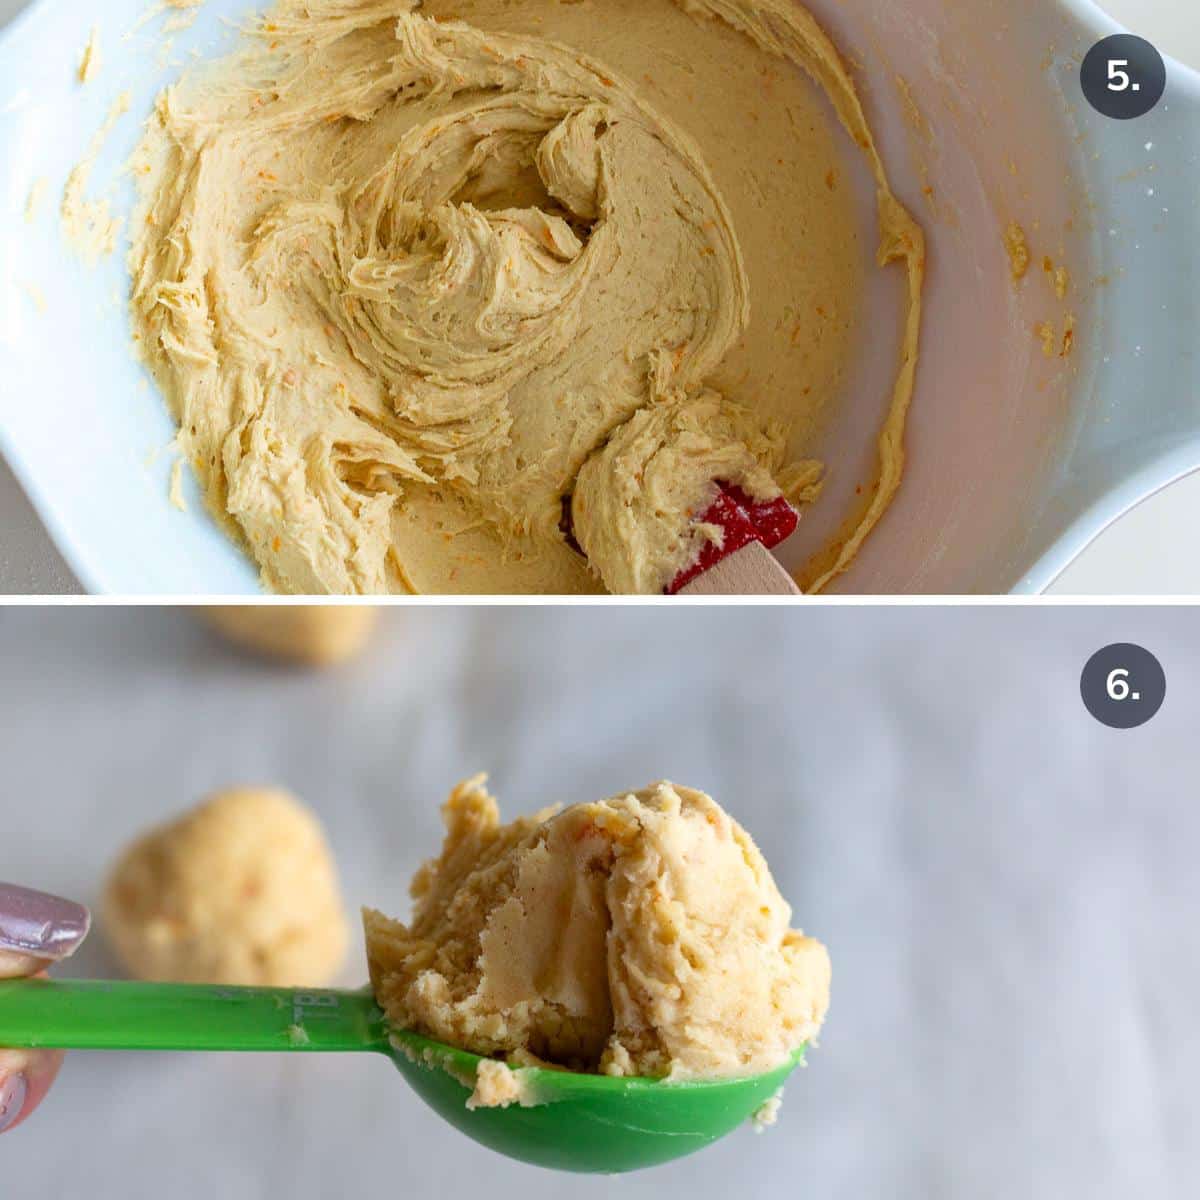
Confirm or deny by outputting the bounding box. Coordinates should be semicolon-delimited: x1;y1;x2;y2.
389;1028;805;1173
0;978;806;1173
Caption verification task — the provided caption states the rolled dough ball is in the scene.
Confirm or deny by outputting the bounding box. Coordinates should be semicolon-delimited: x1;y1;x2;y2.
200;606;378;665
104;787;349;986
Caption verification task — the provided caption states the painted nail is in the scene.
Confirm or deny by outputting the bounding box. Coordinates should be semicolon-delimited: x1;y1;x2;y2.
0;883;91;961
0;1073;28;1134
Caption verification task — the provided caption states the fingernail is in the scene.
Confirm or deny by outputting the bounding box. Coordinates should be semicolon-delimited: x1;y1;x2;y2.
0;883;91;961
0;1073;27;1133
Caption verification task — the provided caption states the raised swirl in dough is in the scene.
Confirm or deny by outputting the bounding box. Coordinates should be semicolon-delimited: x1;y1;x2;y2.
572;363;788;595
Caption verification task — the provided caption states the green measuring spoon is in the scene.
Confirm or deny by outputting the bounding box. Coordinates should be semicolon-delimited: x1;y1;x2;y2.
0;977;805;1173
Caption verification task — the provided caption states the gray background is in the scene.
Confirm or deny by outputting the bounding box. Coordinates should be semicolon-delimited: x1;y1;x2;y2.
0;605;1197;1197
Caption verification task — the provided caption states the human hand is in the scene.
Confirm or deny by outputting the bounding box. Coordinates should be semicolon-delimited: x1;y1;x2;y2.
0;883;90;1134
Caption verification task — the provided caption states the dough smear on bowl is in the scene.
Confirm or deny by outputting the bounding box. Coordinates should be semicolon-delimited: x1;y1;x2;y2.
200;605;379;665
363;777;830;1083
130;0;923;594
104;787;349;986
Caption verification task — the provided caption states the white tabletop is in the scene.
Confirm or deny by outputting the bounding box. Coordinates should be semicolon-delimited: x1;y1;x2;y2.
1;604;1198;1198
0;0;1196;594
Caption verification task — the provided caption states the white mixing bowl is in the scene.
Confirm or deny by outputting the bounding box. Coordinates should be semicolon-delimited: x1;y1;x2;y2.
1;0;1197;594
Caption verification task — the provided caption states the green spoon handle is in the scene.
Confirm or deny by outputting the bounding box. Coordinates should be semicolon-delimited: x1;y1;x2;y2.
0;978;387;1053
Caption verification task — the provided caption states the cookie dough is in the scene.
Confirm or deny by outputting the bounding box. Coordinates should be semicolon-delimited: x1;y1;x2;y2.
364;777;830;1082
201;605;379;665
130;0;922;594
466;1057;536;1111
573;387;797;595
104;787;349;986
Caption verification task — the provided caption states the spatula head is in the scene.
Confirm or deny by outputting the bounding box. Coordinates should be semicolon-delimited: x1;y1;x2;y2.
667;484;800;594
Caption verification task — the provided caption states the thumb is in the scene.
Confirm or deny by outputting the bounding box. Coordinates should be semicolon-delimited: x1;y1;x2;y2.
0;883;91;974
0;883;90;1135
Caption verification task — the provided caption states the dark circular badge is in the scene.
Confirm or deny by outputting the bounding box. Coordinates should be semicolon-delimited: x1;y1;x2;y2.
1080;643;1166;729
1081;35;1166;120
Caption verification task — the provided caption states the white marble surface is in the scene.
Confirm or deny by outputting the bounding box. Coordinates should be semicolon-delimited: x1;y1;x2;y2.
0;605;1197;1197
1;0;1198;594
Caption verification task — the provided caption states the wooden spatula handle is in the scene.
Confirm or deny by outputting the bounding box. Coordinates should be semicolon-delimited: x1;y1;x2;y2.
678;541;801;595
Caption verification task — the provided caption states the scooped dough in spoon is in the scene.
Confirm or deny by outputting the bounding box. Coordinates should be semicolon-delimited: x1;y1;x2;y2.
129;0;922;594
200;605;379;666
364;777;829;1088
104;787;349;986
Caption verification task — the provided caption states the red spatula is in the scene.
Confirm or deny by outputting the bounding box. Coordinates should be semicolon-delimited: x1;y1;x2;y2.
667;483;801;595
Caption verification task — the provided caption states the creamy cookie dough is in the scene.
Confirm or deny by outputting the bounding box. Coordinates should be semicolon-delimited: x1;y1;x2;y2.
78;27;101;85
466;1057;536;1111
201;605;379;665
573;385;814;595
104;787;349;986
130;0;922;594
364;777;830;1083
